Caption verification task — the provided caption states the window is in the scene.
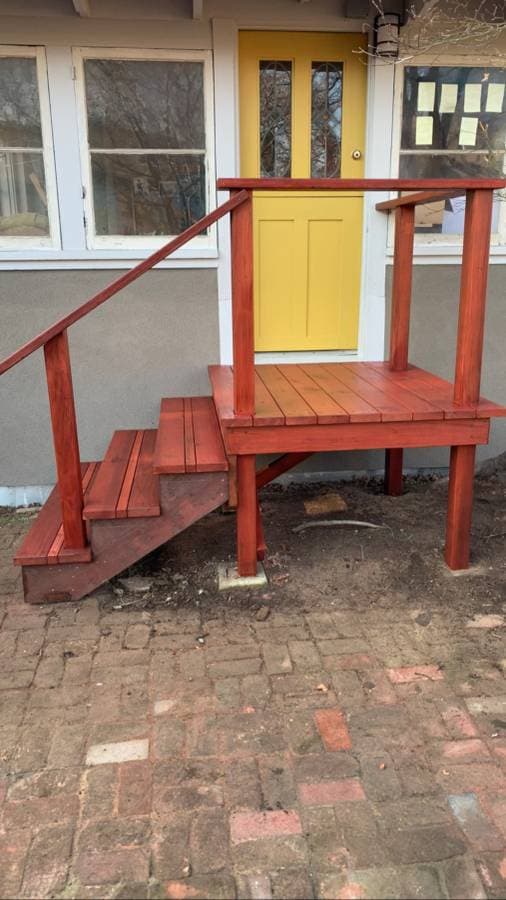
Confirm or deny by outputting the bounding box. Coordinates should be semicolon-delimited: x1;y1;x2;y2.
0;47;59;248
399;64;506;237
75;49;214;250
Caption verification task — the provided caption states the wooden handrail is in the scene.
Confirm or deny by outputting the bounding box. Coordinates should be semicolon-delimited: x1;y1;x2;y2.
218;178;506;192
0;188;249;557
376;189;465;211
0;190;249;377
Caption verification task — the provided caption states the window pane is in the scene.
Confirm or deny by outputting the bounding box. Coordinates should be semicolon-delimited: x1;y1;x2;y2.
399;154;502;234
91;153;206;236
0;151;49;235
260;61;292;177
85;59;205;150
311;62;343;178
399;151;505;179
402;66;506;152
0;57;42;148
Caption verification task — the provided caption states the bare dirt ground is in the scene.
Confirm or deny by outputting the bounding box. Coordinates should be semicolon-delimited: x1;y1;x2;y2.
1;471;506;899
107;470;506;622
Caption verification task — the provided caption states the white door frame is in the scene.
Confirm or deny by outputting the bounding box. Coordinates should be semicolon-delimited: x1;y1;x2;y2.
212;18;393;365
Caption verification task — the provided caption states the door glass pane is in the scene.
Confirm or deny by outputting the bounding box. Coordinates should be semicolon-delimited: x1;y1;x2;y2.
91;153;206;236
0;57;42;148
259;60;292;177
311;61;343;178
84;59;205;150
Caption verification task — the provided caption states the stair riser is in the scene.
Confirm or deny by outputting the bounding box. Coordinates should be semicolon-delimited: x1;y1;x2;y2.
22;473;228;604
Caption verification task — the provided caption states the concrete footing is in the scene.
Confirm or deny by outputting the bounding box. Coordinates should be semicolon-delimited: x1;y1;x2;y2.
218;562;268;591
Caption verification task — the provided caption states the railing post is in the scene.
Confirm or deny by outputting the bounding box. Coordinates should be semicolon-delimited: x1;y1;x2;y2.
446;189;493;570
389;204;415;371
454;189;494;405
385;203;415;497
44;330;87;550
230;189;255;418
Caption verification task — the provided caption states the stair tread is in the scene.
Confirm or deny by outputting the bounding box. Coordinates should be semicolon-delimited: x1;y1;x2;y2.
154;396;228;474
84;429;160;520
15;462;99;566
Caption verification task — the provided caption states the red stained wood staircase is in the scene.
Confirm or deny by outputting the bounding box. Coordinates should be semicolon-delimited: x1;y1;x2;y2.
14;402;229;604
2;178;506;604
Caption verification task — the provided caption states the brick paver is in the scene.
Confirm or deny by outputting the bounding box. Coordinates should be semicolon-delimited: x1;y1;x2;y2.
1;492;506;900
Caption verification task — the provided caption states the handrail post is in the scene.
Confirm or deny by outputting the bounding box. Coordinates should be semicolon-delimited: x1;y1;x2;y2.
446;188;494;571
230;189;255;418
389;204;415;371
385;203;415;498
44;330;87;550
230;189;257;577
454;189;494;405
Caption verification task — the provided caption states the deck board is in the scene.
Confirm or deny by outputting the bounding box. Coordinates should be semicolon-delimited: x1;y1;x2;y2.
256;366;317;425
15;462;98;566
209;361;506;428
154;395;228;474
299;364;380;423
277;365;349;424
84;430;160;520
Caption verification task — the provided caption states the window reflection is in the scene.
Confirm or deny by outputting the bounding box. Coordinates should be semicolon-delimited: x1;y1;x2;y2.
311;62;343;178
259;60;292;177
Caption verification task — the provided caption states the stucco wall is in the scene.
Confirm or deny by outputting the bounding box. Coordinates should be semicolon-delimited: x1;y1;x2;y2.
0;269;219;487
385;264;506;469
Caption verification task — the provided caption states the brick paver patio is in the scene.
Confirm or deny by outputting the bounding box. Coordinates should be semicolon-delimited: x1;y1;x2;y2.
1;480;506;899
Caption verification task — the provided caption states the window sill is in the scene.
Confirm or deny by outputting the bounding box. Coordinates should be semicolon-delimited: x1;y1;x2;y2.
0;246;219;270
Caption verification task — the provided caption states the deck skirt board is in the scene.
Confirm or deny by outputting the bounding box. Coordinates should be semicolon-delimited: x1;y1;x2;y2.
209;362;506;429
154;396;229;474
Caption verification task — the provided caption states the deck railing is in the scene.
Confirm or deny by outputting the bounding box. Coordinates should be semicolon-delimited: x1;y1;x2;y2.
1;177;504;557
218;177;503;415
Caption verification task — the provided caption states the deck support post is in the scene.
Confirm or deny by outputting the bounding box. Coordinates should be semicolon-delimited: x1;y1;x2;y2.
385;204;415;495
44;330;87;551
445;445;476;570
445;189;493;569
237;455;258;577
384;449;404;497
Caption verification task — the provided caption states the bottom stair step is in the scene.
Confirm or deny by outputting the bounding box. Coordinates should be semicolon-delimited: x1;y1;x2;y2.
15;462;98;567
20;471;229;604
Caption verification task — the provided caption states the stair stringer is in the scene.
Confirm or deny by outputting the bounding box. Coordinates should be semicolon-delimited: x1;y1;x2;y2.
22;472;228;604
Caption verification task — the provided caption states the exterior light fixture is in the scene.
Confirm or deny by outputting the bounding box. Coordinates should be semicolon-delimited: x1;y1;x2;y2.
374;12;401;58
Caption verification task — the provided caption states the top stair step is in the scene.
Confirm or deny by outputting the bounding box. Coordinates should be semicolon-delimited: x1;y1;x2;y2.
153;396;228;474
84;429;160;520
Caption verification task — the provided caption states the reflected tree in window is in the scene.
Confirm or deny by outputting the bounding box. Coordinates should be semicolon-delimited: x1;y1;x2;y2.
259;61;292;177
84;59;207;237
311;62;343;178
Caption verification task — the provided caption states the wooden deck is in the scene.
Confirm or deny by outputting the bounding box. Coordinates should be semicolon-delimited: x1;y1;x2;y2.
210;362;506;429
4;178;506;598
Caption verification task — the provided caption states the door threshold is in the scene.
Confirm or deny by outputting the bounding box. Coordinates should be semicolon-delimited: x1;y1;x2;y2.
254;350;359;364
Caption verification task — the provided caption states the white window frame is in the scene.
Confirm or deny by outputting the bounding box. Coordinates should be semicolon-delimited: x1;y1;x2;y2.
73;46;217;253
0;45;60;251
389;54;506;258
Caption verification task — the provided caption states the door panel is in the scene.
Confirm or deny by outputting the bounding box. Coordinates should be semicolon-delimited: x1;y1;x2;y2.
239;31;367;353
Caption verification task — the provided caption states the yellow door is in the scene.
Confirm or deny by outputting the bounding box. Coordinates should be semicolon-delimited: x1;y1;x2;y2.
239;32;367;352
